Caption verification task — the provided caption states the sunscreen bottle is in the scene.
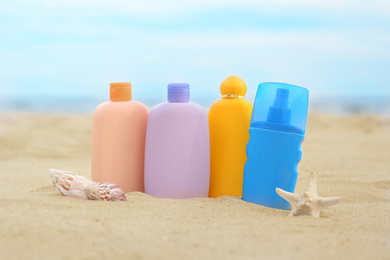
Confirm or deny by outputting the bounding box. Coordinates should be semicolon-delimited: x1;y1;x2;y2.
208;76;253;197
144;83;210;199
242;82;309;210
91;82;148;193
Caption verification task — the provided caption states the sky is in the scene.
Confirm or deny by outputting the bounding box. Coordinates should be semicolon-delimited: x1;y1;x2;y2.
0;0;389;108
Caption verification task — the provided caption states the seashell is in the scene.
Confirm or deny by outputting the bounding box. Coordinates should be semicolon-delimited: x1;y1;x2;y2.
49;169;127;202
276;172;341;218
49;169;89;199
84;182;127;202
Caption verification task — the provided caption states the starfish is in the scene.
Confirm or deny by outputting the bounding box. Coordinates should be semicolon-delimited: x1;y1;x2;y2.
275;172;341;218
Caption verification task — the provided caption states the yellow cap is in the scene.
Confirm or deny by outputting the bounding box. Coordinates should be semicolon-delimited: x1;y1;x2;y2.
220;75;247;98
110;82;132;101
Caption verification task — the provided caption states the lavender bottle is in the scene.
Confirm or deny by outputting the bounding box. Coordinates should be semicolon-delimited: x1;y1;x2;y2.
144;83;210;198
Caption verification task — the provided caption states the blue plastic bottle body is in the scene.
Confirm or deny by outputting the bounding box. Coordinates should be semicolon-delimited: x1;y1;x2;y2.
242;127;304;210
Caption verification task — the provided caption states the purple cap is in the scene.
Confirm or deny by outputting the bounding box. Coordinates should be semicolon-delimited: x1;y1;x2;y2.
167;83;190;102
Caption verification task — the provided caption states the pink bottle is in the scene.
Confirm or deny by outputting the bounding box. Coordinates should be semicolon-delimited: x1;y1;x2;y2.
91;82;148;193
144;83;210;198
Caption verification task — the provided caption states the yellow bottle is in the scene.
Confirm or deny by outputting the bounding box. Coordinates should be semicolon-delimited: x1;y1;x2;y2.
208;76;253;198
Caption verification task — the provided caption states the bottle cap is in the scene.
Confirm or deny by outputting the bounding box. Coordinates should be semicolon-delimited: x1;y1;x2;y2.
168;83;190;102
250;82;309;134
110;82;132;101
220;75;247;98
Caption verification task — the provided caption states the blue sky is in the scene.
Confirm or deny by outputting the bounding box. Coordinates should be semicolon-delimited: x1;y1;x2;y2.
0;0;389;106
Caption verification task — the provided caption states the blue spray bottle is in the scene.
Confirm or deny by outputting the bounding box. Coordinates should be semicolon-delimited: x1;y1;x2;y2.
242;82;309;210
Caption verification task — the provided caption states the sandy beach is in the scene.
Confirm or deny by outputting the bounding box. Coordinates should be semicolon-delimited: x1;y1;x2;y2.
0;112;389;260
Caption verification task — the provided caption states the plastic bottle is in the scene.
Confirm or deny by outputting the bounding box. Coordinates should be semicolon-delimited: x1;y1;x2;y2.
91;82;148;193
208;76;253;198
144;83;210;199
242;82;309;210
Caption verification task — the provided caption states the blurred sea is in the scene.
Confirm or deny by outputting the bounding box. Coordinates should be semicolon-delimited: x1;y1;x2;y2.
0;96;389;116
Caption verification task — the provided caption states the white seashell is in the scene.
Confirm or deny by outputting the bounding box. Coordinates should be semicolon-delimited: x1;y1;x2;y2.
84;182;127;201
84;182;110;201
275;172;341;218
48;169;127;202
49;169;89;199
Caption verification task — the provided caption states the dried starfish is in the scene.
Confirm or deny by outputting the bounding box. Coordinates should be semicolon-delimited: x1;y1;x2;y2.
275;172;341;218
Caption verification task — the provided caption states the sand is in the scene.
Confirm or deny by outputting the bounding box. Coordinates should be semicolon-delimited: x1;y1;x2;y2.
0;112;389;260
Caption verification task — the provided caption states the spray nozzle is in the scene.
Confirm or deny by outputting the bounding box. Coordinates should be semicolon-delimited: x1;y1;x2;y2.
266;88;291;124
